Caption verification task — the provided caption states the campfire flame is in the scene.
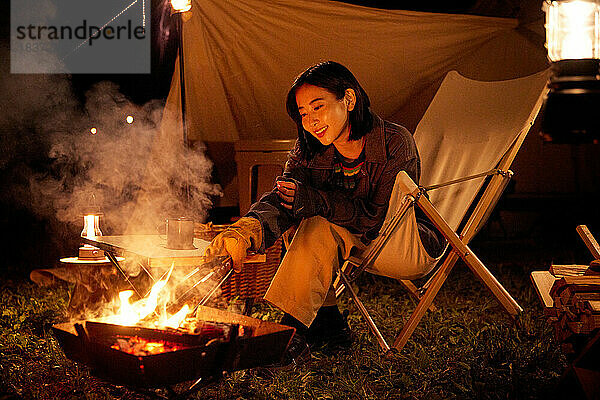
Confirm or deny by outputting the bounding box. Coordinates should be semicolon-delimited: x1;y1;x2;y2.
105;264;191;330
163;304;190;329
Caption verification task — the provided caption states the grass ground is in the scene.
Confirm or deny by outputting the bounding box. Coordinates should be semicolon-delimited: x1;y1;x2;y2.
1;247;572;400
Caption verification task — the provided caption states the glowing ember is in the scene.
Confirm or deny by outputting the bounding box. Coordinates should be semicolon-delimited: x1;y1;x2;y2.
90;127;97;134
126;115;134;124
111;336;186;356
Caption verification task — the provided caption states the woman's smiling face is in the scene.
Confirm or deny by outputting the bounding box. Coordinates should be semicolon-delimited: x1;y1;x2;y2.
295;84;353;146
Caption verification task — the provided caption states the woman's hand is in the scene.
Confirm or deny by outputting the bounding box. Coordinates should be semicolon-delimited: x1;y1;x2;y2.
203;217;263;273
276;177;323;219
204;230;250;273
276;179;296;210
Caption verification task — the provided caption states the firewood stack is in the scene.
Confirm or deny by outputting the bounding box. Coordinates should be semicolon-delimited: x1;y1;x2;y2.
531;226;600;398
532;225;600;357
546;269;600;356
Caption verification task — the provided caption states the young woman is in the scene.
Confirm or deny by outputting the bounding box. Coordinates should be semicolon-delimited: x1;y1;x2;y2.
205;61;445;362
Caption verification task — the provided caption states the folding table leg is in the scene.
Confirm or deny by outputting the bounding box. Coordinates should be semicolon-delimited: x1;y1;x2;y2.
105;250;143;298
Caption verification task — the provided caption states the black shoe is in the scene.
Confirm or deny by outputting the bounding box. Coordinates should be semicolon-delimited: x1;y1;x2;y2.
260;314;311;371
306;305;352;352
261;332;311;371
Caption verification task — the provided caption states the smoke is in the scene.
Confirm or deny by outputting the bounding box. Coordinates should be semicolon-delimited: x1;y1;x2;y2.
0;44;221;270
24;80;221;234
0;47;229;320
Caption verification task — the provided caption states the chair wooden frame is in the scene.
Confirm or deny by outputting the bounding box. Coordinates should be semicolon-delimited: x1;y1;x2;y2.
335;90;545;354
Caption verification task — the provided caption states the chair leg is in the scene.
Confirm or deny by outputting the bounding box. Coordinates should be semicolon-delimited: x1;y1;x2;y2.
461;250;522;316
392;252;458;351
397;280;437;312
335;260;438;312
337;268;391;352
415;193;523;317
333;260;353;298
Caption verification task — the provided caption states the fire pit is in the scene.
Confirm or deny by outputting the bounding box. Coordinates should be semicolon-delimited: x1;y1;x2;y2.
52;305;294;388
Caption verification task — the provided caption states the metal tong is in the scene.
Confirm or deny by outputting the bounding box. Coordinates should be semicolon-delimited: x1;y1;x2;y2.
167;255;233;314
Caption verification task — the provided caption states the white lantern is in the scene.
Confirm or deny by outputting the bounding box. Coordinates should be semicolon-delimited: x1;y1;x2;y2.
544;0;600;61
81;213;102;238
79;213;104;259
541;0;600;143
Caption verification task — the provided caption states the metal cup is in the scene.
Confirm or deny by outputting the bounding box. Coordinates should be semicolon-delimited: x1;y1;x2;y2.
166;217;195;250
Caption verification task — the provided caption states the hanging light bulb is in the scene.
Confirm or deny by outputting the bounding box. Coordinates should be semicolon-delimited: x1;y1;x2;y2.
540;0;600;143
171;0;191;13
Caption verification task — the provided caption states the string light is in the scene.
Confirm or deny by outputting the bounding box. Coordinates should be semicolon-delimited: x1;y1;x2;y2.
63;0;146;61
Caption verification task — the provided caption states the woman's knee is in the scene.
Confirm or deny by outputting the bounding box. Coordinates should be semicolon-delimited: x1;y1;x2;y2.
295;216;333;239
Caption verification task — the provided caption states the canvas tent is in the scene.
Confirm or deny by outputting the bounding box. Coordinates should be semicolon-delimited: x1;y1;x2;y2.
158;0;551;208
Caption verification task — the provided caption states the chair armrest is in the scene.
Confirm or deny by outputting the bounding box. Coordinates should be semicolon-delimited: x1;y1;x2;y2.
395;170;419;195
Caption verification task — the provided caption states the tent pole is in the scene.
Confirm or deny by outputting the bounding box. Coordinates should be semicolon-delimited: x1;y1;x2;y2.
177;14;188;149
176;12;192;204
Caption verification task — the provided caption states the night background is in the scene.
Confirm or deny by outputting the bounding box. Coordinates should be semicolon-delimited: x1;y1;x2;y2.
2;0;546;276
1;0;600;398
2;0;597;276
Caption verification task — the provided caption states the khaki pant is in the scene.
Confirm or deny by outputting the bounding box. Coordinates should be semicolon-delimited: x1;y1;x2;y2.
264;207;438;327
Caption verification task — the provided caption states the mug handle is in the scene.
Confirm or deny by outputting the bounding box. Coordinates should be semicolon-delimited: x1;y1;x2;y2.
156;223;167;241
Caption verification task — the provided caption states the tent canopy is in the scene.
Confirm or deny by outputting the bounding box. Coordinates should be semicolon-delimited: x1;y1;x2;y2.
163;0;548;143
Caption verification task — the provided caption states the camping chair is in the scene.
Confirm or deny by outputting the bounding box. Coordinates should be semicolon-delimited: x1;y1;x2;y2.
335;70;549;353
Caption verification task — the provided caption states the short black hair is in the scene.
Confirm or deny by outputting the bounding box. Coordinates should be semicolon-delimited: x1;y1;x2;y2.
286;61;373;157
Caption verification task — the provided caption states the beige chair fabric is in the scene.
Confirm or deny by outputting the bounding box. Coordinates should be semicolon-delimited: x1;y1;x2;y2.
366;179;440;280
415;70;550;231
365;70;548;281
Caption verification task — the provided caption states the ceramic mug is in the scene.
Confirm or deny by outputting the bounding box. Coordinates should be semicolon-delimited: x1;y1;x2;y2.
165;217;195;250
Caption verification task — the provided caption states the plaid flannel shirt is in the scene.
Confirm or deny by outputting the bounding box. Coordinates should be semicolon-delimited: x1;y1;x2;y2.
246;115;421;252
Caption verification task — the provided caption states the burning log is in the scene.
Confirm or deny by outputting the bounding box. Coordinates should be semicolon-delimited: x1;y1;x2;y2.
51;251;295;389
111;336;187;356
97;255;232;332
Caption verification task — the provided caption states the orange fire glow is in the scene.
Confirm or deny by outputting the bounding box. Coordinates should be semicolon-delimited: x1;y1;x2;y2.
111;336;186;356
106;265;191;330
